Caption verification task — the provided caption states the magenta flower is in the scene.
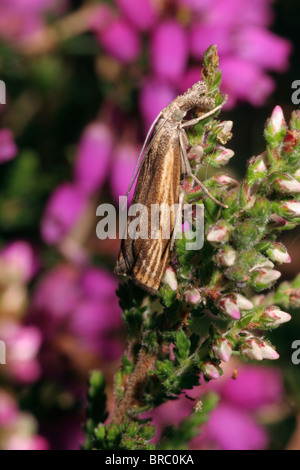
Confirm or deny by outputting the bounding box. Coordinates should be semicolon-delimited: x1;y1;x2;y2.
5;434;49;451
110;143;139;202
221;367;283;411
151;21;188;83
146;365;283;450
193;403;268;450
1;323;42;384
0;241;39;282
29;265;123;364
0;391;18;427
0;129;17;163
116;0;158;31
235;26;292;72
41;183;87;244
92;6;141;64
139;78;177;129
220;57;275;108
74;122;113;196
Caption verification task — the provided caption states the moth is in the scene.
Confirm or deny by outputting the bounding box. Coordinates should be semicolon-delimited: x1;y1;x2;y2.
115;81;225;295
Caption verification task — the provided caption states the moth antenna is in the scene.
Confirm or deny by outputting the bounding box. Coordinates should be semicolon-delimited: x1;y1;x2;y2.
125;111;162;200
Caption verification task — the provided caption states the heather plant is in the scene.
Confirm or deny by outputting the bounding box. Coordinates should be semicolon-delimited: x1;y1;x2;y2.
83;46;299;450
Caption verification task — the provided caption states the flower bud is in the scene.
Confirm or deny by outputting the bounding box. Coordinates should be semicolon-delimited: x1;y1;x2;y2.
202;362;220;380
187;145;203;163
246;155;268;185
280;200;300;217
184;287;202;305
213;174;239;187
251;268;281;290
272;173;300;194
219;295;241;320
241;339;263;361
212;338;232;362
262;306;291;326
212;147;235;166
207;221;231;243
215;121;233;144
266;243;291;264
216;246;237;267
259;341;279;360
162;267;178;291
269;106;285;134
235;294;253;311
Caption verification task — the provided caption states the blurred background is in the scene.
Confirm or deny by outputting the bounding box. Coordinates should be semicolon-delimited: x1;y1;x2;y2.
0;0;299;450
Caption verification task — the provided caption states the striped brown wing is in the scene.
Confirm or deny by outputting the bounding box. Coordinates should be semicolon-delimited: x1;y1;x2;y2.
115;134;181;294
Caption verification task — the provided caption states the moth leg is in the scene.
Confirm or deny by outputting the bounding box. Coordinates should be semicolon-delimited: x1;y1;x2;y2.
178;129;228;209
170;187;185;251
180;104;223;128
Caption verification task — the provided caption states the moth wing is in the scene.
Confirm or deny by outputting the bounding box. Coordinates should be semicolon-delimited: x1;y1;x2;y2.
115;136;181;294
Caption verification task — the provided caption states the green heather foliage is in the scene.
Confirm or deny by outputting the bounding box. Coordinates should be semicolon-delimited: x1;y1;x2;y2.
84;46;300;450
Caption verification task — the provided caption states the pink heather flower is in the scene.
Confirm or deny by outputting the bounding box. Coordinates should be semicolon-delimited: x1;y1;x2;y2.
280;200;300;217
212;338;232;363
162;267;178;291
213;175;239;186
251;268;281;287
263;306;291;327
193;403;268;451
235;294;254;311
41;183;87;244
187;145;204;163
92;11;141;64
219;296;241;320
202;362;220;380
184;288;202;305
116;0;158;31
236;27;291;72
0;129;17;163
269;105;285;133
151;20;188;82
110;143;139;203
216;247;237;267
206;222;230;243
267;243;291;264
0;391;18;426
241;339;263;361
220;57;275;109
221;366;283;411
0;10;43;42
5;434;49;451
139;79;176;129
144;365;283;450
30;265;81;331
259;341;279;360
1;323;42;383
29;265;123;363
0;0;59;14
214;147;235;165
273;175;300;194
74;122;113;196
0;241;39;282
